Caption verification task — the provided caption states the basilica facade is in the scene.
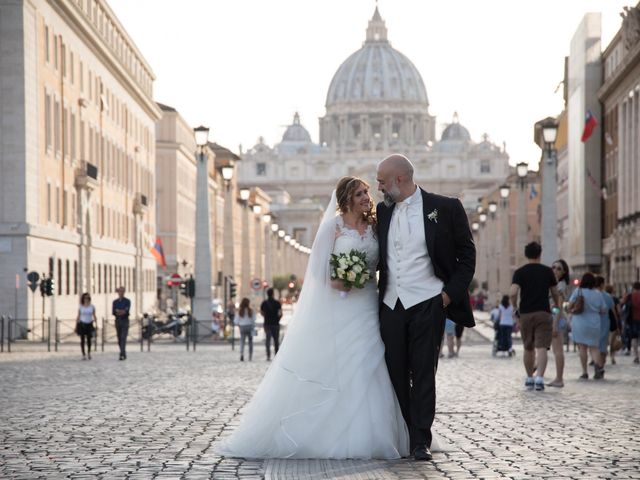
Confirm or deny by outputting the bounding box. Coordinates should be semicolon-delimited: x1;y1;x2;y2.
237;8;509;246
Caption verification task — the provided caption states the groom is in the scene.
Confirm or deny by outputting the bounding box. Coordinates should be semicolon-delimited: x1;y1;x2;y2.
376;154;476;460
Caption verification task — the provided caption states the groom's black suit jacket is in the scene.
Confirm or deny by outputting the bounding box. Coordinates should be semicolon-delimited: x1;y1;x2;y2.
377;188;477;328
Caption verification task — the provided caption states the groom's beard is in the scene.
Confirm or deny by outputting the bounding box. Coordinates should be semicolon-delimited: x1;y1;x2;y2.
383;192;395;207
382;184;401;207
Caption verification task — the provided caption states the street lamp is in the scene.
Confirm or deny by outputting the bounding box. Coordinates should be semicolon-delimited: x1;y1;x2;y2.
239;188;250;202
488;201;497;217
262;213;272;223
278;229;285;238
194;125;209;148
271;223;279;233
516;162;528;189
499;184;510;202
471;221;479;232
221;166;234;190
252;204;262;215
479;212;488;224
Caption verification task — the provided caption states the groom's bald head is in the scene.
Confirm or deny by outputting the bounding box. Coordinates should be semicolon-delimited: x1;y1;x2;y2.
376;154;416;205
378;154;414;180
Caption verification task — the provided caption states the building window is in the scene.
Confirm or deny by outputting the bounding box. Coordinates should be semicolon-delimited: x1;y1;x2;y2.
57;259;62;295
63;189;68;227
53;34;58;70
69;51;74;83
55;186;60;224
66;260;70;295
70;112;76;160
74;261;78;295
47;183;51;222
44;25;49;63
54;100;60;155
61;43;66;77
45;92;52;149
256;163;267;176
480;160;491;174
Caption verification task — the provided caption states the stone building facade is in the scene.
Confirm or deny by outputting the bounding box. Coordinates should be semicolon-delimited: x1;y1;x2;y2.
599;4;640;292
0;0;161;329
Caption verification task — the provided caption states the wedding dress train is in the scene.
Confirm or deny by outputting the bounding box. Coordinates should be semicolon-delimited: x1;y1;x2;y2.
215;210;409;459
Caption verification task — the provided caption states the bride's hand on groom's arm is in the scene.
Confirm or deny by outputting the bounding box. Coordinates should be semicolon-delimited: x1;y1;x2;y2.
331;280;351;292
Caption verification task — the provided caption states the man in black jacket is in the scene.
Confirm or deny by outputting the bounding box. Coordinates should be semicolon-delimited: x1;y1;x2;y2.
260;288;282;361
376;154;476;460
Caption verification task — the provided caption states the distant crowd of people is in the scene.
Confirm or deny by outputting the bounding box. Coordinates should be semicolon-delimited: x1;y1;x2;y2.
487;241;639;391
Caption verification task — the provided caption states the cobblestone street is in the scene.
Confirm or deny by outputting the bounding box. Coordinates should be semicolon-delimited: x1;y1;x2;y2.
1;322;639;479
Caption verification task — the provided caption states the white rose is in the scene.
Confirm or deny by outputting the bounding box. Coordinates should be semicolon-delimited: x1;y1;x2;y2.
339;258;348;268
351;255;359;262
361;273;369;281
353;265;362;274
336;268;345;278
347;270;357;282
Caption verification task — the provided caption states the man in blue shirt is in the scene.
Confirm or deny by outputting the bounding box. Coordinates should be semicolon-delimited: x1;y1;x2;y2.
112;286;131;360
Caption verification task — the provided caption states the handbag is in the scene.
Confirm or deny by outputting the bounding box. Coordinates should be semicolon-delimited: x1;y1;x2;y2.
610;333;623;352
75;321;81;336
569;289;584;314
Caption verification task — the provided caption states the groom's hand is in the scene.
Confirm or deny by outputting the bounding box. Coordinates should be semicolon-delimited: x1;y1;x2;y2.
441;291;451;308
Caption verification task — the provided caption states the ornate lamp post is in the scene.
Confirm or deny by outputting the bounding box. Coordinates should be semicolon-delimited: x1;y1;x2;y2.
239;188;251;298
540;118;559;265
193;126;213;325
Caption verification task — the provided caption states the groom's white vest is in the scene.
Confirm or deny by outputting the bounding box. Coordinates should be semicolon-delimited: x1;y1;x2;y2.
383;187;443;310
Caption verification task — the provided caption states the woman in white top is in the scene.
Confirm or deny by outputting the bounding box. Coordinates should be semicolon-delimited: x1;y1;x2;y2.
234;297;256;362
497;295;515;356
76;292;97;360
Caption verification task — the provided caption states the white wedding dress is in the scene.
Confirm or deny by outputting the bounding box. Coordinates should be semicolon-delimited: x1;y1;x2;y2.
215;197;409;459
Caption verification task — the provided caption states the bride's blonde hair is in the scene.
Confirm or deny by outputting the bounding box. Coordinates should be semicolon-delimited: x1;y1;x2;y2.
335;176;376;225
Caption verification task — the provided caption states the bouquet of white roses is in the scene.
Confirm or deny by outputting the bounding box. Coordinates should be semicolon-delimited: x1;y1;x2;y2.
330;249;370;298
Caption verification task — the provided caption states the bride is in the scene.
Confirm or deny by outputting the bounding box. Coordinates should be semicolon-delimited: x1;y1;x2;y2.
215;176;409;459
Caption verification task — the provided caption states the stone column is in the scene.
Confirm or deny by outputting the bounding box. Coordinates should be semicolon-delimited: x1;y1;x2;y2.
193;148;213;322
541;148;559;266
516;181;528;268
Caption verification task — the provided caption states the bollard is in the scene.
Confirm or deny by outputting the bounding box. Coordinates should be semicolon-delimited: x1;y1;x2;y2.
47;317;51;352
193;316;197;352
146;316;151;352
0;316;4;353
140;317;143;352
7;317;12;353
54;317;59;352
186;316;190;352
101;318;105;352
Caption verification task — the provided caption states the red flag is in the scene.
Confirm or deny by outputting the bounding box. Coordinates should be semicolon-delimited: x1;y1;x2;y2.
150;236;167;269
581;110;598;142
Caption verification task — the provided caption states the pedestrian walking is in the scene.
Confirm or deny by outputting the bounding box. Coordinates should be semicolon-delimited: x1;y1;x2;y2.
76;292;97;360
260;288;282;361
112;286;131;361
510;242;561;391
623;282;640;364
444;318;456;358
497;295;515;356
235;297;256;362
605;285;622;365
595;276;616;366
548;259;570;387
568;273;607;380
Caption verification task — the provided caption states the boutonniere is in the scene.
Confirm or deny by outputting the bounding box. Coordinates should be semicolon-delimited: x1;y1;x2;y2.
427;208;438;223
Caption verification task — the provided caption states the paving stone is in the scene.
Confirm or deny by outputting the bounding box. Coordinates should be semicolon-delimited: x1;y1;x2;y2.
1;331;639;479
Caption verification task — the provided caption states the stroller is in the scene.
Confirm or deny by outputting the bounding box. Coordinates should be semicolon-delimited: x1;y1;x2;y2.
491;306;515;357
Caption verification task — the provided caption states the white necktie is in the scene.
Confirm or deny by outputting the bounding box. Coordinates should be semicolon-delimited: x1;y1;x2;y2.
396;202;410;248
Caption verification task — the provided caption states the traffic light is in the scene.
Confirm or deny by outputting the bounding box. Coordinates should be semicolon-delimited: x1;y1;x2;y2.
43;277;54;296
39;278;46;296
229;281;237;299
180;278;196;298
